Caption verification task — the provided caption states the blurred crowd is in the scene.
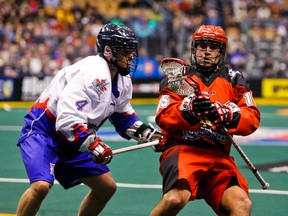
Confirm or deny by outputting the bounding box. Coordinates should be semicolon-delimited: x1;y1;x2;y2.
0;0;288;79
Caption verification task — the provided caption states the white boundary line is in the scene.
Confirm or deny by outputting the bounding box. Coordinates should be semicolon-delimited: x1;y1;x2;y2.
0;178;287;195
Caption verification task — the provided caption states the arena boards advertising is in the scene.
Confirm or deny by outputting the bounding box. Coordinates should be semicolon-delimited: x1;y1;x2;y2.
1;76;287;104
262;78;288;98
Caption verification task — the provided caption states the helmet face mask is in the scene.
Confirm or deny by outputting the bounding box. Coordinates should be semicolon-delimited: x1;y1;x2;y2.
113;47;138;76
97;24;139;77
191;25;227;73
195;40;222;52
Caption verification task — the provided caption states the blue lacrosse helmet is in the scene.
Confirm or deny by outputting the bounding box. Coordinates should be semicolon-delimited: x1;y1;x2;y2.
97;23;139;76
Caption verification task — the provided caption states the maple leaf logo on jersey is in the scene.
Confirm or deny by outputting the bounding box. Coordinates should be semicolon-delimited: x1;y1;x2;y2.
93;79;109;94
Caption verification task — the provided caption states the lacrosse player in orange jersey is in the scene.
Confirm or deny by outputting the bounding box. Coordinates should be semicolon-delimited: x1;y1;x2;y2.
150;25;261;216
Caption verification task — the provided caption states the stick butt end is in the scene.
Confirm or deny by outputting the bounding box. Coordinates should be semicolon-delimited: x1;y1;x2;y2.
262;182;270;190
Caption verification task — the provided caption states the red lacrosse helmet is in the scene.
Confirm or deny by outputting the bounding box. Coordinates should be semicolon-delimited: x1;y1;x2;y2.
191;25;228;73
192;25;228;45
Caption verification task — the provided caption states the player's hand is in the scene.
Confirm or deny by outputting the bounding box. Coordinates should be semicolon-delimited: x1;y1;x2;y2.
180;94;200;125
191;91;213;118
88;137;113;164
142;123;162;143
127;123;162;143
126;123;162;151
180;91;212;117
139;123;163;152
207;102;233;125
180;94;195;113
137;123;162;144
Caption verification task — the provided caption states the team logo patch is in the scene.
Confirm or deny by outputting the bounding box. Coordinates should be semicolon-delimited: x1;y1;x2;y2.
50;163;55;176
93;79;109;94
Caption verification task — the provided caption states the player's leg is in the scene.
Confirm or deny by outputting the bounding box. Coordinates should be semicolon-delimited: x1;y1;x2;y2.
16;181;52;216
220;185;252;216
150;179;191;216
78;172;117;216
16;134;57;216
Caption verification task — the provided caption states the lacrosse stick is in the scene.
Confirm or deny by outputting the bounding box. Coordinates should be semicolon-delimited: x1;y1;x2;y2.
160;58;270;190
221;127;269;189
112;140;159;155
160;58;197;96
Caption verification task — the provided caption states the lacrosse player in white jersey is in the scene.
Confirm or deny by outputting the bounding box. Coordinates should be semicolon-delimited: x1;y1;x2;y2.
16;23;162;216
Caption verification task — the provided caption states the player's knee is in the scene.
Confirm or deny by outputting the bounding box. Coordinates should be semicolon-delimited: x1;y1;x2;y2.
222;195;252;215
238;195;252;212
30;181;52;200
163;192;186;211
91;180;117;203
104;178;117;197
106;181;117;198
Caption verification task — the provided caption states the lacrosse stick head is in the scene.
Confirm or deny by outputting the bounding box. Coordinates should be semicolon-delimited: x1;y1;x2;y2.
160;58;198;96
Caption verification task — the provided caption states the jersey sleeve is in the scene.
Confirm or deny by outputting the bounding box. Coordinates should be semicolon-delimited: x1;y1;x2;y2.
229;85;260;135
109;111;140;139
227;70;261;136
156;86;200;132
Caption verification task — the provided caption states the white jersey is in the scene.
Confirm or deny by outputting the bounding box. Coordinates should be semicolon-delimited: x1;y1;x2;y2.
18;55;140;149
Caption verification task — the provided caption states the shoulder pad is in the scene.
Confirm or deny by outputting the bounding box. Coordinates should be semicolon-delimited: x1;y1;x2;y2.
225;67;250;90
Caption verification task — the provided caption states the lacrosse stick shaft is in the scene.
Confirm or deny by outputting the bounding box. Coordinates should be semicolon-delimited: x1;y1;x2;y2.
224;129;270;190
112;140;159;155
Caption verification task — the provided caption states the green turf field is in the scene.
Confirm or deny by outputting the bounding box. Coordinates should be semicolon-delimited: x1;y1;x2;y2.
0;101;287;216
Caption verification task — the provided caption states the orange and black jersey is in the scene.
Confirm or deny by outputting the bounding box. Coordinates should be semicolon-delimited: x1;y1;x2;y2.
156;65;261;153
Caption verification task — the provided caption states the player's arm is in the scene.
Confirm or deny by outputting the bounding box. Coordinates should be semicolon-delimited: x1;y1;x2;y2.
180;87;259;136
157;62;203;131
155;86;201;132
225;71;261;135
109;111;162;151
109;111;162;144
56;72;113;164
227;88;260;135
56;97;114;164
223;70;261;135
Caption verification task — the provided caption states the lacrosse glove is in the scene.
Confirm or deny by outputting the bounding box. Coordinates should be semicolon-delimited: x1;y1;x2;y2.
190;91;214;118
207;102;240;127
180;93;212;125
126;122;163;151
79;135;113;164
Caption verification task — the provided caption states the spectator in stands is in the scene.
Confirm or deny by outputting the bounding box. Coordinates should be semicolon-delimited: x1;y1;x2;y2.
0;0;287;79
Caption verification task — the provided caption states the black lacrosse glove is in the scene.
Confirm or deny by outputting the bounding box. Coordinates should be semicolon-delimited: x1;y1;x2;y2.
191;91;214;118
